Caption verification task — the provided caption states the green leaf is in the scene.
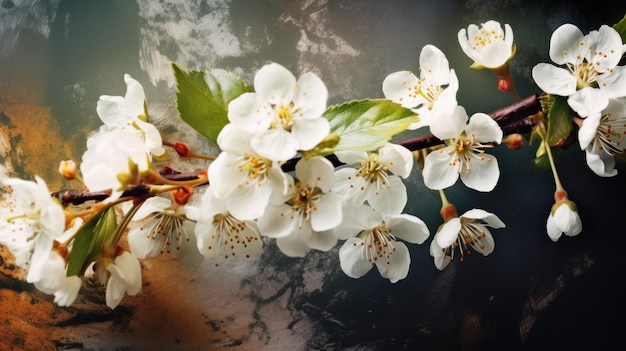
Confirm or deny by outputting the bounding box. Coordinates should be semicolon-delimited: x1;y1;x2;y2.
324;99;419;152
546;95;573;146
66;207;117;276
172;63;252;146
613;13;626;44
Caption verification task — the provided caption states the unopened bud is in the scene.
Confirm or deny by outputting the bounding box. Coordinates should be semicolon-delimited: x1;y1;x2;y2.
173;186;194;205
59;160;78;180
503;133;524;150
174;142;191;158
440;203;458;222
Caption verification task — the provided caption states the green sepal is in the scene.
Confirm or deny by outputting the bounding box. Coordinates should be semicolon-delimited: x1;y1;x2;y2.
172;63;252;146
546;95;573;146
323;99;419;152
66;207;117;276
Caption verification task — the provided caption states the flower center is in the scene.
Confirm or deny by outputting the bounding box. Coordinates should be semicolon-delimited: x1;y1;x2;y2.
144;212;190;254
237;153;271;187
445;132;493;172
286;182;323;229
210;212;259;263
595;112;625;155
355;154;391;193
472;28;503;50
358;224;397;266
272;102;297;131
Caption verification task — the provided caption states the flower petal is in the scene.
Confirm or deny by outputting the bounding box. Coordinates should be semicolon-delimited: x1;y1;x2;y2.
339;237;373;279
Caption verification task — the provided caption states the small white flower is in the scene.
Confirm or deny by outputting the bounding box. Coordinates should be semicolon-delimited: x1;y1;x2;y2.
80;127;153;197
97;73;164;156
208;124;292;220
228;62;330;161
1;176;65;268
382;44;459;130
429;208;505;270
32;249;82;307
337;204;429;283
423;106;503;192
127;196;204;268
577;99;626;177
195;186;263;264
532;24;626;117
95;249;142;310
333;143;413;214
458;20;515;69
547;199;582;242
257;156;342;257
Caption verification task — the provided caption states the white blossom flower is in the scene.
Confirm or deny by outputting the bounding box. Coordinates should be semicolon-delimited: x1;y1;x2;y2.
458;20;515;69
577;99;626;177
208;124;292;220
1;176;65;270
547;198;582;242
195;186;263;264
429;208;505;270
80;127;153;198
532;24;626;117
333;143;413;214
337;204;429;283
32;249;82;307
382;44;459;129
257;156;342;257
97;73;165;156
227;62;330;161
95;249;142;310
127;196;203;268
423;106;503;192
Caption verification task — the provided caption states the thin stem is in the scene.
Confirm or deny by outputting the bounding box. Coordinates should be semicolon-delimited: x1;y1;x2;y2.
439;189;450;208
543;138;564;192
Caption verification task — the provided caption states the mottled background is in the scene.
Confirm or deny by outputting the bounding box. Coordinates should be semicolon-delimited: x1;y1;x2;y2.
1;0;625;350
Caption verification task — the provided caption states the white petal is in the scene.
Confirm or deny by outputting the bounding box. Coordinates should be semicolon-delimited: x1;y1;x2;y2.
310;193;343;232
436;218;462;248
292;117;331;152
466;113;503;143
585;147;617;177
578;113;601;149
276;232;310;257
554;205;582;236
257;204;298;238
296;156;336;192
385;214;430;244
382;71;422;108
568;87;608;117
339;237;373;279
302;228;337;252
255;63;296;104
379;143;413;178
461;209;506;228
460;154;500;192
335;150;368;165
226;182;272;220
227;94;271;132
251;128;298;161
429;238;450;270
596;66;626;99
293;72;328;118
366;176;407;215
376;241;410;283
53;276;82;307
546;214;563;242
422;146;460;190
549;24;584;65
429;105;467;140
531;63;577;96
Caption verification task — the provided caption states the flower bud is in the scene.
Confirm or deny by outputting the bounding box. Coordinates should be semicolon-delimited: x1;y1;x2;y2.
59;160;78;180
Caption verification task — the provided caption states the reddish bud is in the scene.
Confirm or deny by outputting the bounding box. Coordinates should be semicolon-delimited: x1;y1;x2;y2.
503;133;524;150
174;143;191;158
440;203;458;222
173;186;194;205
554;190;568;202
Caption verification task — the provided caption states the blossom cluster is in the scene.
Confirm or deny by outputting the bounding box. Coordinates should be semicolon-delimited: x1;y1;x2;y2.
1;17;625;309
